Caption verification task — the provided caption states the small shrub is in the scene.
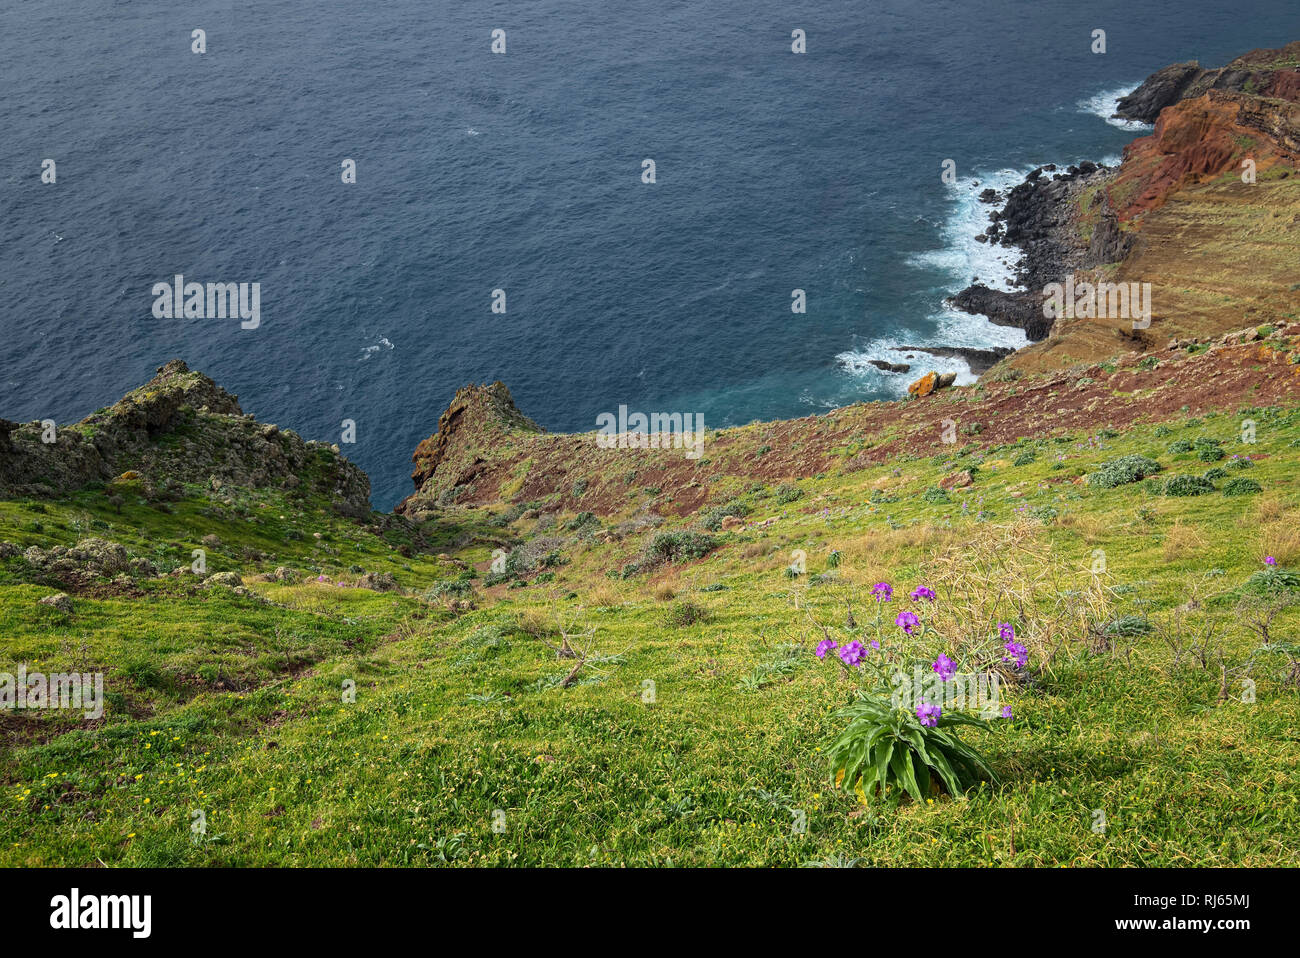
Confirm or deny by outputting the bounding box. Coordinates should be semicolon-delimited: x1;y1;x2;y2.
1223;477;1263;497
774;484;803;504
922;486;951;504
1245;568;1300;595
701;499;750;531
645;531;718;565
1027;505;1058;524
565;511;600;532
1197;445;1225;463
665;601;711;627
1167;439;1194;454
1088;455;1162;489
1103;615;1152;636
1013;451;1036;467
1163;475;1214;497
426;578;474;599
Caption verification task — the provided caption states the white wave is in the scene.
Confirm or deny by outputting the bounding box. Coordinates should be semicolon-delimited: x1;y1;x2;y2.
1077;86;1153;131
905;165;1037;294
836;310;1028;398
843;142;1125;395
359;337;395;361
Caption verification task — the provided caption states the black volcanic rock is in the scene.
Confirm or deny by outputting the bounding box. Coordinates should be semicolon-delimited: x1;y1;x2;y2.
1115;43;1300;124
946;285;1051;341
867;360;911;373
1083;210;1133;267
1115;61;1205;122
890;345;1014;375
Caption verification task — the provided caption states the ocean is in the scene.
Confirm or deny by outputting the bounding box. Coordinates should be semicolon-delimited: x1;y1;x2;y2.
2;0;1298;508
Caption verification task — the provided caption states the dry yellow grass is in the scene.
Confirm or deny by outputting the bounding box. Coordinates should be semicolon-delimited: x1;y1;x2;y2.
1058;512;1112;545
1259;517;1300;565
1163;520;1209;562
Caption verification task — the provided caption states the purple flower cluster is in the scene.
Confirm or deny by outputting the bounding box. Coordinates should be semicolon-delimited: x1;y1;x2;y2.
910;586;936;602
997;623;1015;641
916;702;941;727
1003;641;1028;669
872;582;893;602
932;653;956;682
839;640;867;667
816;638;837;659
896;611;920;635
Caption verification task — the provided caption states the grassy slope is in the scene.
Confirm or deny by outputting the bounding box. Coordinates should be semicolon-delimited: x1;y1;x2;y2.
3;380;1300;866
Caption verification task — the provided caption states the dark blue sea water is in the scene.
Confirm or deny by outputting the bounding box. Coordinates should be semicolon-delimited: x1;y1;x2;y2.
3;1;1298;508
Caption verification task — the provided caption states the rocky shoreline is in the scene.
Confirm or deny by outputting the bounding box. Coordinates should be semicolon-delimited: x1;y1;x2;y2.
947;159;1126;342
943;40;1300;359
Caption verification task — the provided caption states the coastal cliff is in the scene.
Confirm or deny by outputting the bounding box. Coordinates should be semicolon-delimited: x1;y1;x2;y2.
950;42;1300;376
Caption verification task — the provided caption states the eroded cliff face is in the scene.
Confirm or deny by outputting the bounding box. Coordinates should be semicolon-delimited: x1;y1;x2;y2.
398;382;542;517
0;360;371;516
1109;89;1300;220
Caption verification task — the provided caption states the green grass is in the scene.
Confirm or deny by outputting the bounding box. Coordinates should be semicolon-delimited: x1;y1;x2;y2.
3;403;1300;866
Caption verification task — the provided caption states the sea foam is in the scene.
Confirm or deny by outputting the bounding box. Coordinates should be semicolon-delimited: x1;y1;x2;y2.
1077;86;1154;131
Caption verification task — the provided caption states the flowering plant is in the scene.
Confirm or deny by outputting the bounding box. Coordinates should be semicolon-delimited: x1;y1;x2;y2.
825;690;995;803
817;582;1008;803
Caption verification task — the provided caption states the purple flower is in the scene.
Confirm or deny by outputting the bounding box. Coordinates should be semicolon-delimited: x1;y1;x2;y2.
1003;641;1028;669
910;586;936;602
870;639;881;650
997;622;1015;641
1000;705;1013;719
838;640;866;667
1265;556;1277;566
932;653;957;682
815;638;837;659
896;611;920;634
916;702;941;727
872;582;893;602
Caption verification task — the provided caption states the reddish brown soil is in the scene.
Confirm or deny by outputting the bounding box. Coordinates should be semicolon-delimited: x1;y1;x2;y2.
402;327;1300;520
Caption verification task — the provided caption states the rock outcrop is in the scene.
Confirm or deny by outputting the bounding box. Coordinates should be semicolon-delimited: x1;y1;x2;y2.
889;345;1014;375
907;371;957;398
1114;42;1300;123
0;360;371;516
948;285;1053;341
399;382;542;516
952;41;1300;367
